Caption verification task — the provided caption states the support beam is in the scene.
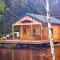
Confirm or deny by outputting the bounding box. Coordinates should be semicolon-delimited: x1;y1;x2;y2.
31;24;33;40
12;25;14;40
20;25;23;39
13;23;41;26
41;24;42;40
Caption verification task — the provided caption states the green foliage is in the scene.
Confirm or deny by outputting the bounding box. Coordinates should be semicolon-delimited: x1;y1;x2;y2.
0;0;4;14
0;0;4;23
0;23;4;34
0;0;5;34
4;25;12;34
0;24;12;34
0;15;4;21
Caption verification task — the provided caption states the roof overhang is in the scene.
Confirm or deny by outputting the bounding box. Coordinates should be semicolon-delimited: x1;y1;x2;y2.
12;16;42;26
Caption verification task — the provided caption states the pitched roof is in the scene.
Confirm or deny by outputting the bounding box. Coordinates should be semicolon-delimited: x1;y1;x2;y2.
24;13;60;24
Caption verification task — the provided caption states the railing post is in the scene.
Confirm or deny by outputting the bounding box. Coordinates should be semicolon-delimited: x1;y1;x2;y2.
40;24;43;40
12;25;14;40
31;24;33;40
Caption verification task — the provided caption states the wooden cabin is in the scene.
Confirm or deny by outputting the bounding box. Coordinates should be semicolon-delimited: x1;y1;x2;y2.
0;13;60;60
12;13;60;41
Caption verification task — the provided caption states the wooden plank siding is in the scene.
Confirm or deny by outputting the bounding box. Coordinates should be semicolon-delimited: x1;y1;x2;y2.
52;24;60;40
19;24;60;41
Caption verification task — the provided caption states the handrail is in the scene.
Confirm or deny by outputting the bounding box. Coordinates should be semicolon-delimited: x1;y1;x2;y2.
0;40;60;44
0;40;49;44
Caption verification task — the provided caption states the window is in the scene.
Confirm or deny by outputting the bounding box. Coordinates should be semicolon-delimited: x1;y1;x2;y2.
33;28;35;35
14;26;19;32
23;25;26;35
33;26;40;35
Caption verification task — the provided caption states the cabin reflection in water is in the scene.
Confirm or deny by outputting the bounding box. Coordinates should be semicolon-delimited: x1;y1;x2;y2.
0;48;50;60
0;46;60;60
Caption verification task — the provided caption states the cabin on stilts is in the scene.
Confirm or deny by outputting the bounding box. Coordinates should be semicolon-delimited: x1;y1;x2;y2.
12;13;60;41
0;13;60;60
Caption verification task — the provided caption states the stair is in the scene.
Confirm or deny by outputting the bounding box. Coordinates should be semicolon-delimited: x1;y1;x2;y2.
32;34;41;40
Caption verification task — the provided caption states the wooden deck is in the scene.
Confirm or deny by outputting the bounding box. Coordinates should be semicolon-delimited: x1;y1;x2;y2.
0;40;60;44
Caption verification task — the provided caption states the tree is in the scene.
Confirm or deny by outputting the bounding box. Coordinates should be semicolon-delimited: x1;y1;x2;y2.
0;0;5;34
0;0;4;14
0;0;4;21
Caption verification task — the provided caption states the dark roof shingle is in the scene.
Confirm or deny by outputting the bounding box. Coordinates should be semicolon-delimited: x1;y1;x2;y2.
25;13;60;24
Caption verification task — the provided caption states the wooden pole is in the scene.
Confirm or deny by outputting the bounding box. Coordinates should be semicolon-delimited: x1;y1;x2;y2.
40;24;42;40
12;25;14;40
46;0;55;60
31;24;33;40
21;25;23;39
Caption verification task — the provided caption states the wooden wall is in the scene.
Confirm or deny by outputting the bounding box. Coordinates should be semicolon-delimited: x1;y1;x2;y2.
19;24;42;40
58;25;60;40
52;24;60;40
19;23;60;41
42;25;48;40
19;25;32;40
